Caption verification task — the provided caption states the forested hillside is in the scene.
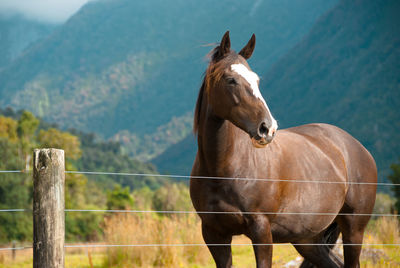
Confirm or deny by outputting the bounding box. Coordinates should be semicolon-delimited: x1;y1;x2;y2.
155;0;400;180
0;15;56;70
153;134;196;175
263;0;400;178
0;0;337;161
0;107;165;242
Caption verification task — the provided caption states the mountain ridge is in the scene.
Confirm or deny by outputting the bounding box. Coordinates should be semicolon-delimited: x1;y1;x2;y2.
0;14;56;70
0;0;338;161
0;0;338;134
153;0;400;181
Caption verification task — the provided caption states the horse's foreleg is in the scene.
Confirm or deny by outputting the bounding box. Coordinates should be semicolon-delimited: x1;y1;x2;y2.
202;224;233;268
248;216;273;268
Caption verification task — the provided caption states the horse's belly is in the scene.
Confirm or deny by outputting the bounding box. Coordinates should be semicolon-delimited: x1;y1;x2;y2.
270;213;337;242
268;171;347;242
270;189;345;243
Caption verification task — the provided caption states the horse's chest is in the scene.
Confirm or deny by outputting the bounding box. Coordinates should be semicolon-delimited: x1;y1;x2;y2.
196;183;250;233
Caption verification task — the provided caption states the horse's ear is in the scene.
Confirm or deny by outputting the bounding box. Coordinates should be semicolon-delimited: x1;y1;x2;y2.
213;31;231;61
239;34;256;60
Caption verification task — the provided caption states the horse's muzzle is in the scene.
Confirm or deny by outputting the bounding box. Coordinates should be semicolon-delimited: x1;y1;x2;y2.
250;121;276;148
251;135;273;148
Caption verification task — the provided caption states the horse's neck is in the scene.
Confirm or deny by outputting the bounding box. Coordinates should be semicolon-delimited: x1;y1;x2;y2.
198;112;249;176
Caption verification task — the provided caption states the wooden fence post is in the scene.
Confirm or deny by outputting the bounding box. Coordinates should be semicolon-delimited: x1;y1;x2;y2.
33;148;65;268
12;241;16;261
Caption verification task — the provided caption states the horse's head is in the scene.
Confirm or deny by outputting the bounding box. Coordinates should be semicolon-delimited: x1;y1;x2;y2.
203;31;278;148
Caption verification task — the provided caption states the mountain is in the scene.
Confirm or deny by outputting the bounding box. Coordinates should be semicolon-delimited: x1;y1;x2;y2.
0;0;338;160
0;14;56;70
152;134;197;176
263;0;400;179
154;0;400;181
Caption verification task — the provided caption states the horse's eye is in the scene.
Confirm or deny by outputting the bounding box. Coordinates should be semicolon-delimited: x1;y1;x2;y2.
227;78;237;85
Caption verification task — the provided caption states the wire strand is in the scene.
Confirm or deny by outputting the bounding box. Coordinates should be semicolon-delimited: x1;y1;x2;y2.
1;208;398;217
65;170;397;186
64;243;400;248
0;246;32;251
65;209;398;217
2;242;400;252
0;169;397;186
0;170;24;173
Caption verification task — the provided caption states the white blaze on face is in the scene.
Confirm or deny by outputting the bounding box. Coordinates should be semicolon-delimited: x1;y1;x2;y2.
231;63;278;137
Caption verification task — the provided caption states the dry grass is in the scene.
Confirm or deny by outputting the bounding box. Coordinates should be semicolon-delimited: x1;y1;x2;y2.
102;214;209;267
361;216;400;267
102;213;300;267
371;216;400;245
102;214;400;267
0;247;32;268
1;215;399;267
0;246;105;268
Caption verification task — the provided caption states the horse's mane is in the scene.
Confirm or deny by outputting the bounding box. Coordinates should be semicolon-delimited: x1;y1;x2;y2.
193;47;238;134
193;78;206;134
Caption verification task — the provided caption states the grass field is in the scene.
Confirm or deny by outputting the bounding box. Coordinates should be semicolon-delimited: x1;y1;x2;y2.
1;215;399;267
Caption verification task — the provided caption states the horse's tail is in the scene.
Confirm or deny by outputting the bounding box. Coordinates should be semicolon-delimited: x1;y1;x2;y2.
299;222;342;268
323;221;341;248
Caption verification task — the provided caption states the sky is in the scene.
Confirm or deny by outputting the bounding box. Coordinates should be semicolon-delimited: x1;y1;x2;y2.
0;0;90;24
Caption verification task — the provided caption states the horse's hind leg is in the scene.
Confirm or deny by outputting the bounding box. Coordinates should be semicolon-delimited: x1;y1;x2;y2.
337;175;376;267
298;222;343;268
337;213;371;268
295;243;343;268
294;227;343;268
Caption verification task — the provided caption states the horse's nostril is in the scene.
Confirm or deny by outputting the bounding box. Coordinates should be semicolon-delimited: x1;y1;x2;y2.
259;122;269;136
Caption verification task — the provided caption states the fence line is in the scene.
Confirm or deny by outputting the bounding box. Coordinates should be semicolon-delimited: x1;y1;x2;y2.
1;208;398;218
0;209;26;212
65;209;400;218
64;243;400;247
1;165;399;256
0;246;32;251
3;149;397;265
1;169;398;186
2;243;400;252
65;170;398;186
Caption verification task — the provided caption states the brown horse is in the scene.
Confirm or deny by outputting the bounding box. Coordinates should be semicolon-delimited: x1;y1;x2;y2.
190;31;377;268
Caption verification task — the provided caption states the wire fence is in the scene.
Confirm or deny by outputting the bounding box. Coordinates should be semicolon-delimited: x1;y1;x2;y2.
1;208;399;218
1;169;398;217
1;169;399;252
2;242;400;252
0;170;28;173
64;243;400;247
1;169;399;186
0;246;31;251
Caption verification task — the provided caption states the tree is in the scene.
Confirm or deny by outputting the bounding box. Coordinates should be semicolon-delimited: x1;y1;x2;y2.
388;159;400;213
0;138;32;242
17;111;39;170
0;116;18;142
106;185;134;210
38;128;82;160
17;111;39;139
152;183;192;213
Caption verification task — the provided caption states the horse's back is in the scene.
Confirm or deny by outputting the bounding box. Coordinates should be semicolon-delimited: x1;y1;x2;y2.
280;123;377;214
281;123;377;183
